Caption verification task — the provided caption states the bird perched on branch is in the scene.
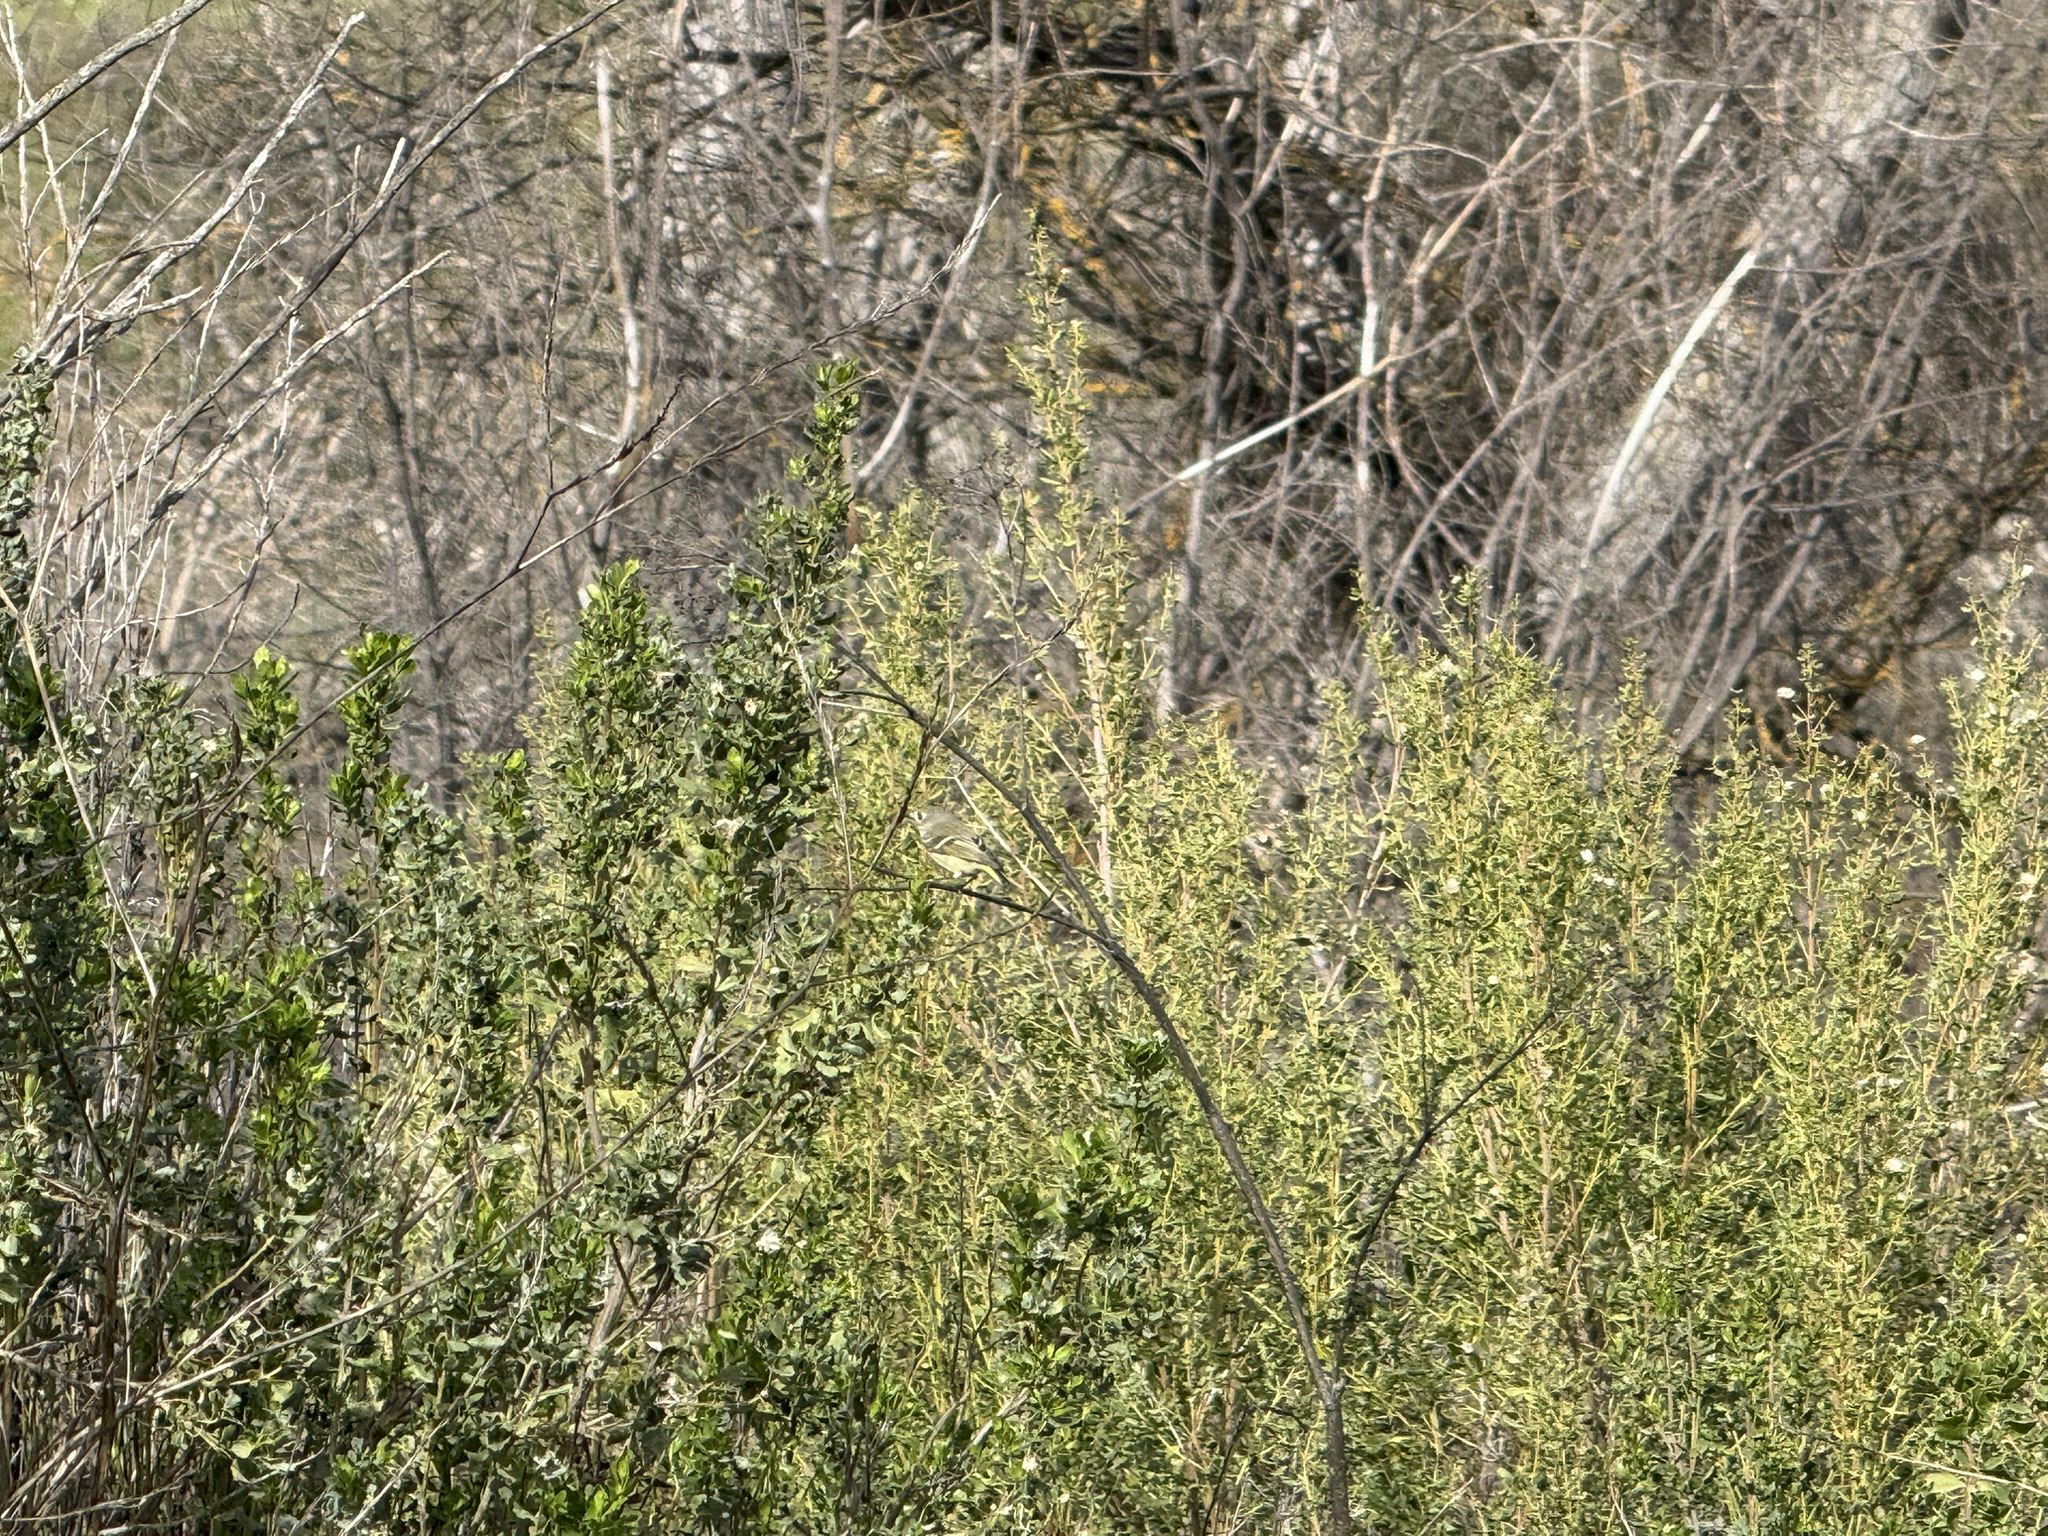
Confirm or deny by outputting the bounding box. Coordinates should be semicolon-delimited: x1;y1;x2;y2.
913;806;1004;884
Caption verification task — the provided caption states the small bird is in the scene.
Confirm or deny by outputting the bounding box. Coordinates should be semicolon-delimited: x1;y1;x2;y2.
912;806;1004;884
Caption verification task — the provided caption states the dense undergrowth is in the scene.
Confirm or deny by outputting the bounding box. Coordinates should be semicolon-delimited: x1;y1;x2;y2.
6;256;2048;1532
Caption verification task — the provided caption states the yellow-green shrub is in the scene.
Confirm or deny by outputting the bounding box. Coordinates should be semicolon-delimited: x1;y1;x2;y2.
9;257;2048;1533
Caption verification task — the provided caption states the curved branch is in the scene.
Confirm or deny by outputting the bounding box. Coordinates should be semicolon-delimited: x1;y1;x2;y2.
848;660;1354;1536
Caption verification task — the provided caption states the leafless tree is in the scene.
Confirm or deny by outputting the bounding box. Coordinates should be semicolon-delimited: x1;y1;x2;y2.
11;0;2048;776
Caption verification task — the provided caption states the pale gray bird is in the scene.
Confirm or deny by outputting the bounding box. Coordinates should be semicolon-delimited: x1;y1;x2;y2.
912;806;1004;883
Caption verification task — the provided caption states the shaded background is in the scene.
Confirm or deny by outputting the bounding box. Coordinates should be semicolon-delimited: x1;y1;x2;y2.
12;0;2048;774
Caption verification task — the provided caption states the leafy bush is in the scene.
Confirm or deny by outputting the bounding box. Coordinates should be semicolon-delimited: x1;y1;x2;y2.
0;349;861;1530
8;259;2048;1533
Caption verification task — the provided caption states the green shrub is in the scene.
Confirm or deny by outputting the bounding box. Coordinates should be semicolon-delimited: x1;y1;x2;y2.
7;261;2048;1534
0;355;860;1531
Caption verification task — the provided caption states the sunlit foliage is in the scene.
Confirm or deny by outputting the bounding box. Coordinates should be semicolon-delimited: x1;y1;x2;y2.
7;267;2048;1533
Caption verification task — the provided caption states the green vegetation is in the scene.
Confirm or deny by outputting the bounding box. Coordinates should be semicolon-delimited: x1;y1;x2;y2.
7;261;2048;1532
